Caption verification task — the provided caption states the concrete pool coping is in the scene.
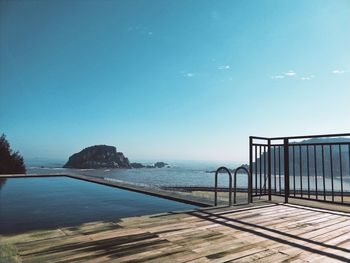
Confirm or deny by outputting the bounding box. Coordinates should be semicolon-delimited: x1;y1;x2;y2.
0;173;213;208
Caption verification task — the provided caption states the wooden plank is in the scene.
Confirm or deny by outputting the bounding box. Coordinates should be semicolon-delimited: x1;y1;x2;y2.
2;203;349;263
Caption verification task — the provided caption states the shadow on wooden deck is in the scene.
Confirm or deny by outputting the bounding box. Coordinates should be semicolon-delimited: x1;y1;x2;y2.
187;204;350;262
1;202;349;262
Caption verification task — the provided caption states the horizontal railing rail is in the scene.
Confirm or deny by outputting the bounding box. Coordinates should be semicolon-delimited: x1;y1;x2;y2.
250;133;350;141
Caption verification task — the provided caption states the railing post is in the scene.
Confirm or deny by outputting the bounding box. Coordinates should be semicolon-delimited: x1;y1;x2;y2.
268;139;272;201
249;137;253;203
214;171;218;206
284;138;290;203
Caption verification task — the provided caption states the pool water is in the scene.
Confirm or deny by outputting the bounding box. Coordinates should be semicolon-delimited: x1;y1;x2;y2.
0;177;197;235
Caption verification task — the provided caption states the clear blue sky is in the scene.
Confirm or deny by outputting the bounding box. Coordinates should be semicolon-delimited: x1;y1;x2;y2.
1;0;349;163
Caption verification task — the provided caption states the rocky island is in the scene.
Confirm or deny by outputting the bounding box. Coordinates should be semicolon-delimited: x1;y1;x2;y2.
63;145;169;169
63;145;131;169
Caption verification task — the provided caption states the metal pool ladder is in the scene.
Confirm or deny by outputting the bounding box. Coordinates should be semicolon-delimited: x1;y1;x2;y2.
214;166;251;206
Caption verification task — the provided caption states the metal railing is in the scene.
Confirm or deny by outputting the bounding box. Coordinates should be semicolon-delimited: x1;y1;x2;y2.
249;133;350;205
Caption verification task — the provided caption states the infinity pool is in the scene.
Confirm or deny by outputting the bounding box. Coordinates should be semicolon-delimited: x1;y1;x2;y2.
0;177;197;235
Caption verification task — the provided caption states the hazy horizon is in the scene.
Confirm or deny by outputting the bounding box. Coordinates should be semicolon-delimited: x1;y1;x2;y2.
24;155;243;168
1;0;349;163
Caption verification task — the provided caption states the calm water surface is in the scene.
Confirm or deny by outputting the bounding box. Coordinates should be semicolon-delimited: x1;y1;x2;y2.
0;177;197;235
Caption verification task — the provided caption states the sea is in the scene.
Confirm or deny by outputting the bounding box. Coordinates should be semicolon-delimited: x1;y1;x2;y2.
25;159;350;192
25;159;245;188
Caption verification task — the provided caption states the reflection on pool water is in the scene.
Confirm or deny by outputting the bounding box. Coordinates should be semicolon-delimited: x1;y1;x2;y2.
0;177;197;235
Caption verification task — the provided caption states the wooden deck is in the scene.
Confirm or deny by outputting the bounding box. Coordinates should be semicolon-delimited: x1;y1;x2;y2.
1;203;349;263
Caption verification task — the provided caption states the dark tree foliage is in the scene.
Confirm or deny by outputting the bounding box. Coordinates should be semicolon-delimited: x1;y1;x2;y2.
0;134;26;174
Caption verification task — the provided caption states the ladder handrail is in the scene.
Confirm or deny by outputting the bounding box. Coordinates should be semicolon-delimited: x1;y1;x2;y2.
233;166;251;205
214;167;232;206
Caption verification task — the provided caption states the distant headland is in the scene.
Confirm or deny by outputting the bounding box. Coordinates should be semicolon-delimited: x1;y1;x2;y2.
130;161;169;169
63;145;168;169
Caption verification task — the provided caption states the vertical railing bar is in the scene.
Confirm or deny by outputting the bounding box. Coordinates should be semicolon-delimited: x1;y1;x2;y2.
322;145;326;201
259;145;262;196
307;145;310;198
249;137;253;203
314;145;318;200
229;170;232;206
348;144;350;202
268;140;272;201
214;171;218;206
339;144;343;203
274;146;276;194
264;146;267;194
299;145;303;198
278;146;281;194
255;145;258;195
293;146;296;197
330;145;334;202
284;138;290;203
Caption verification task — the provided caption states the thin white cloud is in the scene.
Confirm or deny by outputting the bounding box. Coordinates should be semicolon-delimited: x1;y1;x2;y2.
180;71;195;78
184;73;194;78
271;75;285;79
332;69;346;74
300;75;315;81
127;26;143;32
127;26;153;37
284;70;296;77
218;65;230;70
271;70;316;81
